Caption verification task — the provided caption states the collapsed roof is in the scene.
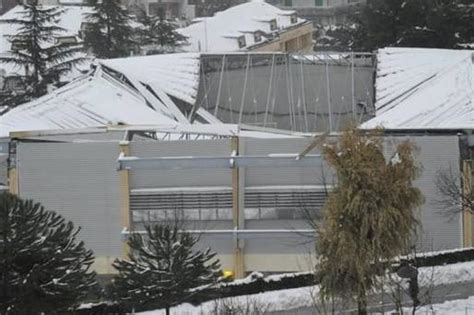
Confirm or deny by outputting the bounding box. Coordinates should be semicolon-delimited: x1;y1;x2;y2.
362;47;474;130
0;53;308;139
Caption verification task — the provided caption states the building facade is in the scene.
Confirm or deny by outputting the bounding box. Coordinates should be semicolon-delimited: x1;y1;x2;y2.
126;0;196;19
178;1;314;53
267;0;366;26
5;128;467;277
0;0;17;15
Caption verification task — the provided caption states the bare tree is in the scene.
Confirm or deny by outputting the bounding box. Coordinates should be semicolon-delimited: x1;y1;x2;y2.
208;296;269;315
435;166;472;219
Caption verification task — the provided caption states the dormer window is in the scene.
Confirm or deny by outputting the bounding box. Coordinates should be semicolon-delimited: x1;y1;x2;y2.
56;36;77;45
237;36;246;48
269;19;277;31
290;13;297;24
254;32;262;43
11;40;25;51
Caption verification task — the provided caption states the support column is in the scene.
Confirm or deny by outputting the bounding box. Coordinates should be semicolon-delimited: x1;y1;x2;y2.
119;141;132;257
8;141;18;195
462;160;473;247
231;136;245;278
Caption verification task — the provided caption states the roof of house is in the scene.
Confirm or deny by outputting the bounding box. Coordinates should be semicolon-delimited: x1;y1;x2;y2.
178;0;306;52
0;5;91;76
0;70;177;137
361;47;474;130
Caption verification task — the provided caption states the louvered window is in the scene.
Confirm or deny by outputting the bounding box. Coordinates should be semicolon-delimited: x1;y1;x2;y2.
130;187;328;222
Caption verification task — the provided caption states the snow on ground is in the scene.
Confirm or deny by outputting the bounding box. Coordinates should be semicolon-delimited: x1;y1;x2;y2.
138;286;317;315
404;296;474;314
137;261;474;314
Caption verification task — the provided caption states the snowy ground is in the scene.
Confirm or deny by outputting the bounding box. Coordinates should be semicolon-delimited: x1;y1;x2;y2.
403;296;474;314
138;261;474;314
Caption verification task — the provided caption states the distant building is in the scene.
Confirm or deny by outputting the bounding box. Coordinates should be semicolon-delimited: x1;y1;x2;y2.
178;0;313;53
266;0;366;26
21;0;88;5
0;0;17;15
125;0;196;20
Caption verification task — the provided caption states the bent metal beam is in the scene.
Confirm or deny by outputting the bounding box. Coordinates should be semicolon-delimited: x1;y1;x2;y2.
117;153;322;170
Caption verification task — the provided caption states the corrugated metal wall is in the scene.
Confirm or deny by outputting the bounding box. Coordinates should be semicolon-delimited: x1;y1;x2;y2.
13;133;463;273
129;140;232;189
16;142;122;273
384;135;462;250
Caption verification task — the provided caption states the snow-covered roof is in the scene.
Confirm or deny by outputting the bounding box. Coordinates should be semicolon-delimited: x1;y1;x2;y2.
0;5;91;76
178;0;307;52
0;70;177;137
99;53;201;105
361;48;474;130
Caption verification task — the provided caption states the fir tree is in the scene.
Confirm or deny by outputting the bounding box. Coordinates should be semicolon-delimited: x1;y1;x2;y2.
196;0;244;17
138;13;187;55
0;192;97;314
109;223;221;314
0;1;85;105
317;127;423;315
84;0;136;58
350;0;473;51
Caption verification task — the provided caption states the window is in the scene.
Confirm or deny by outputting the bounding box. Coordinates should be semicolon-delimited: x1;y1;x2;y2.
254;32;262;43
290;13;298;24
237;36;246;48
56;36;77;45
315;0;324;6
269;19;278;31
130;188;328;222
10;40;25;51
284;0;292;6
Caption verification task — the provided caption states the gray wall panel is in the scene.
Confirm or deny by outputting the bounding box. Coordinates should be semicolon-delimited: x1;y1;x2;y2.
242;137;334;186
384;135;462;251
129;140;232;189
17;142;122;258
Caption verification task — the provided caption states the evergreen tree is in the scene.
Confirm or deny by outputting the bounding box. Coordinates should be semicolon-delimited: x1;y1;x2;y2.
317;127;423;315
109;223;221;314
350;0;474;51
138;13;187;55
0;1;85;105
196;0;244;17
84;0;135;58
0;192;97;314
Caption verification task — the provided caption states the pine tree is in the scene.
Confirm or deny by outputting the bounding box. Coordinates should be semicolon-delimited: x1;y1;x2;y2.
0;192;97;314
350;0;473;51
196;0;244;17
0;1;85;105
84;0;136;58
138;14;187;55
109;223;221;314
317;127;423;315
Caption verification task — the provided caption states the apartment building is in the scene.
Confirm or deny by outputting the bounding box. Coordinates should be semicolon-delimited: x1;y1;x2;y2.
178;1;314;53
267;0;366;25
0;0;17;15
